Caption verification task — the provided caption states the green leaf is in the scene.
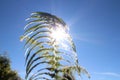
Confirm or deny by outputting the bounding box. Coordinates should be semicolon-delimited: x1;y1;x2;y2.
26;48;54;71
26;61;48;79
24;31;51;47
29;67;56;80
24;35;52;48
31;72;55;80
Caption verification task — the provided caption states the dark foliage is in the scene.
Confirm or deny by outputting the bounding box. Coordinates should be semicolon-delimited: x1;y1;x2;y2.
0;54;22;80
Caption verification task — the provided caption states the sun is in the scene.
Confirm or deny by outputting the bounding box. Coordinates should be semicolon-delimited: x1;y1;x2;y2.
50;27;68;43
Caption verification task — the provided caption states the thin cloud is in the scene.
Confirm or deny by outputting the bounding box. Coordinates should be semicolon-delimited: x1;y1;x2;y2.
71;33;103;45
94;72;120;77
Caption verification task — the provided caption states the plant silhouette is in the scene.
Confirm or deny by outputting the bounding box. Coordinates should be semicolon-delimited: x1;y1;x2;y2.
21;12;90;80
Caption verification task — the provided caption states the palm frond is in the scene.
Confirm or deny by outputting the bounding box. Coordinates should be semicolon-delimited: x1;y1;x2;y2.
21;12;90;80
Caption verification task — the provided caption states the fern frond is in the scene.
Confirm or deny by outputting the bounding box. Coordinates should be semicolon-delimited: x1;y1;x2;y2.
21;12;90;80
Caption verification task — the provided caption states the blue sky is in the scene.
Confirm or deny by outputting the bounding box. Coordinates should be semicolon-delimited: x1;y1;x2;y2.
0;0;120;80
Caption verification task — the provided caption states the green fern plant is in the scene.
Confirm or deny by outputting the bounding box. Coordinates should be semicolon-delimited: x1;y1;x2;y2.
20;12;90;80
